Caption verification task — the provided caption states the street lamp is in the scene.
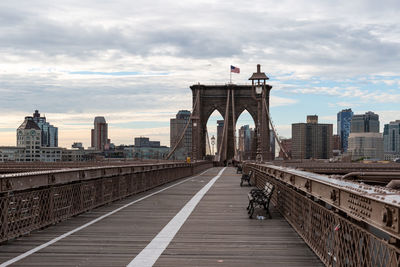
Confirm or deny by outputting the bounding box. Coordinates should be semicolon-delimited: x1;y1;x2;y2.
249;64;269;163
255;85;263;95
210;135;216;156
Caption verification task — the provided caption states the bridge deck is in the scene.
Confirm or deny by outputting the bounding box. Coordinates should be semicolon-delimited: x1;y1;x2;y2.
0;167;322;266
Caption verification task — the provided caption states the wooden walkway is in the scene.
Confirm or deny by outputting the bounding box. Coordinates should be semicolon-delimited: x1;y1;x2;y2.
0;167;323;266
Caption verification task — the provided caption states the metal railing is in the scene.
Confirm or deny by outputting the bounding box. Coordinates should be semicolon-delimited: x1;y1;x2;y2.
0;161;212;243
245;163;400;267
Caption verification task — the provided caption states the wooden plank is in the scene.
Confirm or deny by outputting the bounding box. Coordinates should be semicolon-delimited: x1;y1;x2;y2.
156;167;323;266
0;167;322;266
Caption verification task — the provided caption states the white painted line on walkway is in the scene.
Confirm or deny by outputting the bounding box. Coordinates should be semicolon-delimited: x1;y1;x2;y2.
127;167;226;267
0;168;213;267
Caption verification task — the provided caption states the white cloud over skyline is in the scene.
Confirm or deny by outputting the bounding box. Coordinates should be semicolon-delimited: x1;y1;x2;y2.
1;0;400;147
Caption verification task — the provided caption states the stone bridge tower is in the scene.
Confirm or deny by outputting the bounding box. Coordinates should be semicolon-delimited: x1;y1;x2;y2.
190;65;272;162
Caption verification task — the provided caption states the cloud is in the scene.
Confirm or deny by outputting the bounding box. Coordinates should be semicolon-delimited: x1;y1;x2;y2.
328;102;359;108
0;0;400;146
290;85;400;104
270;96;298;107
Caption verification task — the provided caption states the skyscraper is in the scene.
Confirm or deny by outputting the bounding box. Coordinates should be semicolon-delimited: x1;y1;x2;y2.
91;116;108;151
337;108;353;152
351;111;379;133
238;125;253;160
348;111;382;160
383;120;400;160
170;110;192;159
292;115;333;159
216;120;224;154
32;110;58;147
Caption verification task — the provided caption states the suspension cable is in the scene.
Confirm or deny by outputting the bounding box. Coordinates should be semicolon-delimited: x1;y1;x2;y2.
262;97;290;159
165;90;200;160
231;89;237;161
216;89;231;162
205;126;211;156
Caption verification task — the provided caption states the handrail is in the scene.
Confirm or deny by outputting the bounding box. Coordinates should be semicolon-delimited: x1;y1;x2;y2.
0;162;205;193
0;161;213;243
245;163;400;239
245;162;400;266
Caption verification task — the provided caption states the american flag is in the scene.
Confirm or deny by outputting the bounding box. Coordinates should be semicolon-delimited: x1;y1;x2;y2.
231;65;240;73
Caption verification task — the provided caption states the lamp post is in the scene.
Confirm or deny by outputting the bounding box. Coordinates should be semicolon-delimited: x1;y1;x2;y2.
210;135;216;156
249;64;269;163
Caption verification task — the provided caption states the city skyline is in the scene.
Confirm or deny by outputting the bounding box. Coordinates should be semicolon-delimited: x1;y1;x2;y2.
1;1;400;147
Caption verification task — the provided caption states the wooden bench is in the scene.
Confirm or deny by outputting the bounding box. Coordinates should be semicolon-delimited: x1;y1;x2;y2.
240;170;252;186
247;182;274;219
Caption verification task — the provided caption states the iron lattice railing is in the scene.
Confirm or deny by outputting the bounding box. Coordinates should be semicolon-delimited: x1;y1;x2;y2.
0;162;212;243
247;166;400;267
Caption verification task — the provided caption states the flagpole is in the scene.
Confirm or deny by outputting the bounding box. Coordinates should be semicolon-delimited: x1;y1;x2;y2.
230;66;232;84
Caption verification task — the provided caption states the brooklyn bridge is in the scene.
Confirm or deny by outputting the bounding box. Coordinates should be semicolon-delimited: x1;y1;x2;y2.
0;66;399;266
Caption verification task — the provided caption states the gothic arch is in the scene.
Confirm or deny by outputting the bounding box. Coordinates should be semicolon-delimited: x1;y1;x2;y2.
190;83;272;161
235;107;257;126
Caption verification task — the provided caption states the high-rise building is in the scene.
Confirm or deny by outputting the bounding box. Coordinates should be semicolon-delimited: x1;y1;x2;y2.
348;133;383;160
217;120;224;154
348;111;382;160
91;116;108;151
383;120;400;160
351;111;379;133
337;108;353;152
291;115;333;159
279;138;292;159
16;116;42;161
32;110;58;147
238;125;254;160
170;110;192;159
333;134;341;150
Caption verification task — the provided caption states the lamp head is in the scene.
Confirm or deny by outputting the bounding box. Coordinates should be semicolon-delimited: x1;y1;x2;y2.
255;85;263;95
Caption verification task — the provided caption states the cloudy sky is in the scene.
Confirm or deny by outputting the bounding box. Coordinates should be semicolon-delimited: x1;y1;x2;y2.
1;0;400;148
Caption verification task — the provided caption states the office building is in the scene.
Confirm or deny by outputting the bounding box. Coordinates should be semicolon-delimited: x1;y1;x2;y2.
333;135;341;151
348;133;383;160
32;110;58;147
170;110;192;159
351;111;379;133
16;116;42;161
40;147;62;162
383;120;400;160
135;137;161;147
0;147;25;162
238;125;254;160
133;137;169;159
337;108;353;152
348;111;382;160
91;116;109;151
292;115;333;159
